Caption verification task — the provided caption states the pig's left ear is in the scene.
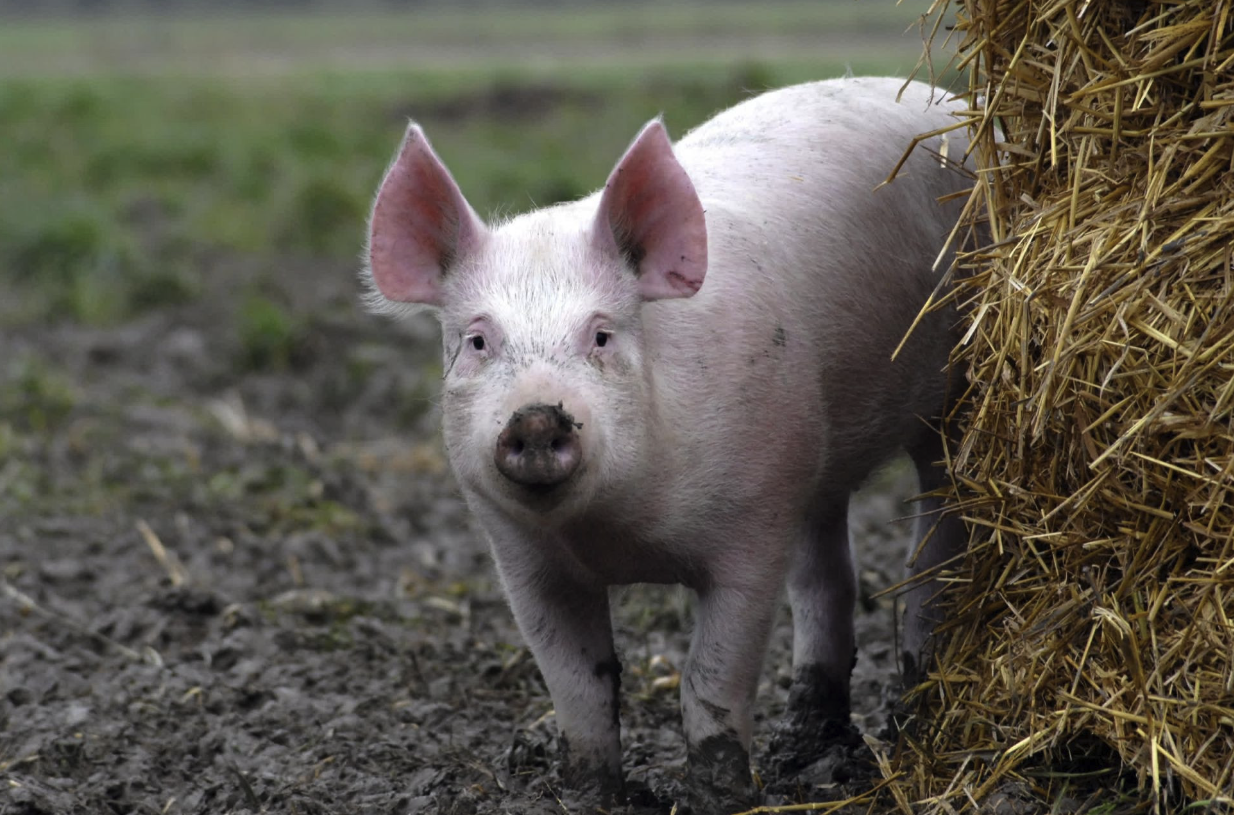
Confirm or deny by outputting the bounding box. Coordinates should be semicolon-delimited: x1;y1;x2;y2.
592;120;707;300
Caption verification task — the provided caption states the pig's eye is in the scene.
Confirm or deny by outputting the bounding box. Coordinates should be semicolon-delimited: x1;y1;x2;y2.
595;331;611;348
470;335;485;352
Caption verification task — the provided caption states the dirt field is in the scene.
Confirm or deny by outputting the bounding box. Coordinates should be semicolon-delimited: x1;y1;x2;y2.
0;248;927;813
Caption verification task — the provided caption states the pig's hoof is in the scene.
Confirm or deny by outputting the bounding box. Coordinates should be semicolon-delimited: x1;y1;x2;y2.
764;715;872;790
558;749;624;809
683;733;757;813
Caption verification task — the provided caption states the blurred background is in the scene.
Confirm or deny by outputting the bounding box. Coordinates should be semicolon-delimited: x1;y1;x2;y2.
0;0;944;330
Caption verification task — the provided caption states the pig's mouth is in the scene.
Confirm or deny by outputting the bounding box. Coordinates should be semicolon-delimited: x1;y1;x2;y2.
501;460;589;512
518;481;568;497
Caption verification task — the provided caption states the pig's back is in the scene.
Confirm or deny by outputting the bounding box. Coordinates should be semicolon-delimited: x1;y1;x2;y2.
647;77;969;497
674;76;965;265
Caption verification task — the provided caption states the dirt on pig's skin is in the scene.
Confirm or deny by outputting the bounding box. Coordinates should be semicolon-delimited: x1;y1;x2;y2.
1;256;919;815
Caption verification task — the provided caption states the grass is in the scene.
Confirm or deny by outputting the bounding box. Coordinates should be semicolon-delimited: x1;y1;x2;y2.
0;65;935;327
0;355;78;433
0;2;949;327
0;2;933;77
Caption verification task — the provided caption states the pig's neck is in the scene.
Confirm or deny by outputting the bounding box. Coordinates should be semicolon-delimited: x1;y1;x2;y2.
621;343;699;524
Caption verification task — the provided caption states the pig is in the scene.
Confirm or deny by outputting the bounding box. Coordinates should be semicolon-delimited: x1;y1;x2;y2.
364;76;971;809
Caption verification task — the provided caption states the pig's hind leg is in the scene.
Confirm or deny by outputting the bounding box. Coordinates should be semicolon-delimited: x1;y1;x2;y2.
765;496;866;781
901;429;966;683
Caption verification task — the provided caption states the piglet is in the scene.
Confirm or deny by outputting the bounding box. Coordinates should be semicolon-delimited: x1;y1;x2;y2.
365;76;970;810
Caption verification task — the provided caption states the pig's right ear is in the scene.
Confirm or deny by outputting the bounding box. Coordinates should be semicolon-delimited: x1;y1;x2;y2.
366;124;486;308
592;120;708;300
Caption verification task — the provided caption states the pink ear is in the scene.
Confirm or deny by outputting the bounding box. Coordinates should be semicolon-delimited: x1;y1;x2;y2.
367;124;485;306
592;120;707;300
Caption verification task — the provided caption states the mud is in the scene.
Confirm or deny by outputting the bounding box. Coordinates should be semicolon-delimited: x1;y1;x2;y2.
1;254;922;814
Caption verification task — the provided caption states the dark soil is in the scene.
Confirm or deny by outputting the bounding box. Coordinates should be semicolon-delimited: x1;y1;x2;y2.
0;255;921;815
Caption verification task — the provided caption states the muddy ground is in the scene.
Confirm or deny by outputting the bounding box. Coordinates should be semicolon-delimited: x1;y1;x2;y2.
1;254;924;815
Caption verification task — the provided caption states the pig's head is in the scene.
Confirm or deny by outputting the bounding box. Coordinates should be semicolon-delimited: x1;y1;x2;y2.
366;120;706;521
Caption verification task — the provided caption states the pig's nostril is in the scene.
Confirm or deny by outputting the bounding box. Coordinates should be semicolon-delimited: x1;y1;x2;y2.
495;403;582;489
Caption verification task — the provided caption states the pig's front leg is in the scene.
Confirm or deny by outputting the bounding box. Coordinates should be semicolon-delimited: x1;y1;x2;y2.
681;554;786;810
487;533;624;802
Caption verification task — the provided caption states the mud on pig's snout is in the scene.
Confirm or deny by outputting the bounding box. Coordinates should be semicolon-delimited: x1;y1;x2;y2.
494;403;582;487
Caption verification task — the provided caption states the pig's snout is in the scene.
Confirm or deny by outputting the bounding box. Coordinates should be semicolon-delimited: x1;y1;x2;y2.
495;403;582;488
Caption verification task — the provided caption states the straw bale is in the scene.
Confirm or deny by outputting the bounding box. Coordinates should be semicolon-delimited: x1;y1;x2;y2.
895;1;1234;811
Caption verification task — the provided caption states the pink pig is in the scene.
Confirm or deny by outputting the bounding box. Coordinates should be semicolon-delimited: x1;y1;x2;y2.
366;76;970;809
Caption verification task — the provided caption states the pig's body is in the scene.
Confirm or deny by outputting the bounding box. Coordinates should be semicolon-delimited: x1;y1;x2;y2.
517;80;958;577
367;76;970;809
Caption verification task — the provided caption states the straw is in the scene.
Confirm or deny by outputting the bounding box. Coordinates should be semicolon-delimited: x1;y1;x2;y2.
888;1;1234;811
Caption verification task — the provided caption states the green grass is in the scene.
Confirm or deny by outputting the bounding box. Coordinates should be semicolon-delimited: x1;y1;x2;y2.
0;354;78;433
0;2;952;326
0;2;934;77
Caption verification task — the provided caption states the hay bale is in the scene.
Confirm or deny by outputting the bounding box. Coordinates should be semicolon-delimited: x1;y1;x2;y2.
898;1;1234;810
